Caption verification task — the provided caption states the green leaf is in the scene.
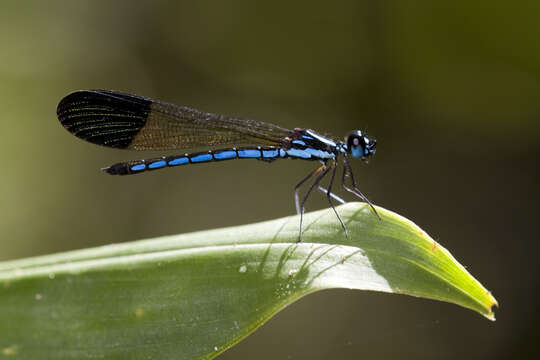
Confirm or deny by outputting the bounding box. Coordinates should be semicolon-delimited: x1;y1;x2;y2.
0;203;497;359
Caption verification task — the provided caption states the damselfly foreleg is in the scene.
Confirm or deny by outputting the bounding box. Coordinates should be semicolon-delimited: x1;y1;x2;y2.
341;154;381;219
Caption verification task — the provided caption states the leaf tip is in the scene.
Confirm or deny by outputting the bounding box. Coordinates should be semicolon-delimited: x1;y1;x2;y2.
482;291;498;321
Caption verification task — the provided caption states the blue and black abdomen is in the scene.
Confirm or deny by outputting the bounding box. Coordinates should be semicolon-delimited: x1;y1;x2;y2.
104;147;280;175
104;145;333;175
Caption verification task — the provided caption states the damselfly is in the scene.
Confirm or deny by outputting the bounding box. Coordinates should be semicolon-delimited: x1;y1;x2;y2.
56;90;379;241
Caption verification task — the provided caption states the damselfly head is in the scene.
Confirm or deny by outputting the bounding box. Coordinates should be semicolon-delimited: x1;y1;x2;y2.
346;130;376;161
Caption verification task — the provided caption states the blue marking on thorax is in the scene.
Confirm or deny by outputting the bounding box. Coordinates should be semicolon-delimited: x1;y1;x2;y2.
301;135;314;140
190;153;213;163
148;160;166;169
287;148;311;159
304;148;334;159
168;157;188;166
214;150;237;160
131;163;146;171
238;149;260;158
292;139;306;146
262;149;279;158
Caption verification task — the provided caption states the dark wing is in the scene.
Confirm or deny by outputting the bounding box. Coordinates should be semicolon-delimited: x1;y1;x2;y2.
56;90;293;151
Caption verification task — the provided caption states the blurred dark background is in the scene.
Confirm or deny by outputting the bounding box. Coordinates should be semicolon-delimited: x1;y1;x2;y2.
0;0;538;358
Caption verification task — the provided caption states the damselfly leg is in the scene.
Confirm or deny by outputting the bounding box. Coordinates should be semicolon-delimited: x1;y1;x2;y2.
342;154;381;219
317;186;346;204
324;161;349;237
294;163;331;242
295;160;350;241
294;164;326;215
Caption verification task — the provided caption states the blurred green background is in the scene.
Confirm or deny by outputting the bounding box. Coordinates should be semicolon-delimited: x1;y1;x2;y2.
0;0;538;358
